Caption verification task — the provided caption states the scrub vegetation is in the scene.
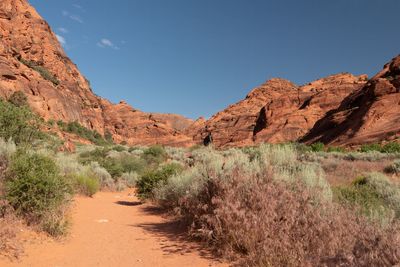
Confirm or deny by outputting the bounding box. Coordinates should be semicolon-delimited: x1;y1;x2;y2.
0;94;399;265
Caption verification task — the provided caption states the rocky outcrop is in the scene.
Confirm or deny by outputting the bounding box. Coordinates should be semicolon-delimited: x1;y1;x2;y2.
1;0;398;148
302;55;400;146
193;74;367;147
0;0;194;146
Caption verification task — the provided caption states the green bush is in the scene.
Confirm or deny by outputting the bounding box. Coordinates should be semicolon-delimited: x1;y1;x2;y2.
310;142;325;152
73;174;100;197
18;58;60;86
333;172;400;221
141;145;167;165
360;143;382;152
79;148;147;179
0;99;42;144
57;121;110;146
5;150;72;236
327;146;345;153
360;142;400;153
381;142;400;153
112;145;126;152
136;163;183;199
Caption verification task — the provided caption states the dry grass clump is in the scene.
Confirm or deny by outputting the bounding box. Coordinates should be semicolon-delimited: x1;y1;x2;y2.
177;171;400;267
0;203;22;259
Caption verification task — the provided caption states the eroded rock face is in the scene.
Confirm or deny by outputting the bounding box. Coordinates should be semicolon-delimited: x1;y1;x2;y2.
193;74;367;147
0;0;194;146
302;55;400;146
1;0;397;148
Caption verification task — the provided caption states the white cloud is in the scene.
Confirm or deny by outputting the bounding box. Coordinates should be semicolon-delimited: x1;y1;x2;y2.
97;38;120;50
56;34;66;46
70;15;83;23
58;27;68;34
72;4;84;11
62;10;83;23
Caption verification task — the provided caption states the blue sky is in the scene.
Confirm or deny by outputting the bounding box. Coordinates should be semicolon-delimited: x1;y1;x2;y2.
29;0;400;119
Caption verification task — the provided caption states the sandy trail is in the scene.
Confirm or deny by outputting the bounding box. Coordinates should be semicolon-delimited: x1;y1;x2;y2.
0;190;227;267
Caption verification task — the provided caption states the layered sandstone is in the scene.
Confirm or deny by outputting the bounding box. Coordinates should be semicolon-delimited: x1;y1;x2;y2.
302;55;400;146
0;0;194;146
193;74;367;147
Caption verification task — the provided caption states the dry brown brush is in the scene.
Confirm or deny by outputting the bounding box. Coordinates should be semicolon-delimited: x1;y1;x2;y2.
175;170;400;266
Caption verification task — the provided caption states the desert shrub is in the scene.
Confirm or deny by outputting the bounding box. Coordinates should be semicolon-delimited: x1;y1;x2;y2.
310;142;325;152
381;142;400;153
8;91;28;107
327;146;345;153
360;142;400;153
79;147;146;179
72;174;100;197
112;145;126;152
87;162;114;189
141;145;167;165
257;144;332;201
165;146;188;164
120;172;139;187
154;165;205;209
0;203;22;259
55;153;85;176
0;99;42;144
0;138;16;160
4;150;72;236
384;159;400;174
104;130;113;143
18;58;60;86
57;121;110;146
173;170;400;267
136;163;183;199
360;143;382;152
128;146;144;154
334;172;400;221
120;156;147;174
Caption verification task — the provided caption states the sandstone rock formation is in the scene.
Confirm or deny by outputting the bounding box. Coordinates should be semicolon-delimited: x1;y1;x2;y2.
0;0;194;146
302;55;400;146
193;74;367;147
1;0;398;148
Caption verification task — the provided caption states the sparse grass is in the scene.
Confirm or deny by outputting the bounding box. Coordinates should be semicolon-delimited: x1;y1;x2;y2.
18;58;60;86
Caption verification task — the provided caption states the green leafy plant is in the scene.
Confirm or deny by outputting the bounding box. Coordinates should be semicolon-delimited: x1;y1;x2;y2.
136;163;183;199
72;174;100;197
141;145;167;165
310;142;325;152
0;99;42;144
5;150;72;236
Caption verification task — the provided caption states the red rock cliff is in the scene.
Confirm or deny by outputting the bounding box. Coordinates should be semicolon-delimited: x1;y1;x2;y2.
0;0;194;146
